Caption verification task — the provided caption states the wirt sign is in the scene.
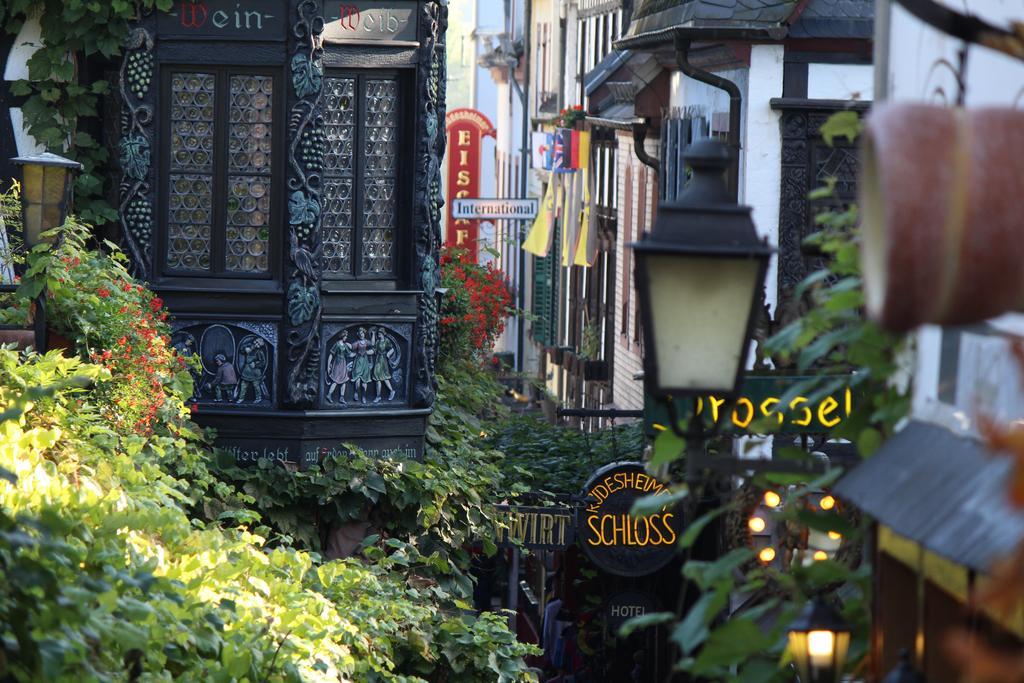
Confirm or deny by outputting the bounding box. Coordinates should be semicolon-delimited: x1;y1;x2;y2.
578;462;683;577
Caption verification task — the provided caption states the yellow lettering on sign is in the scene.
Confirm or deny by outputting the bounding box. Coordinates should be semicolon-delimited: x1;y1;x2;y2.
789;397;813;427
540;514;554;546
456;229;469;245
556;515;568;545
709;396;726;422
459;149;469;165
458;130;472;145
760;397;784;424
732;397;755;429
456;170;471;186
818;396;841;428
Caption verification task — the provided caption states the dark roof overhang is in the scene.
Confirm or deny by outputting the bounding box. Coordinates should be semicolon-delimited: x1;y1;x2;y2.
835;420;1024;572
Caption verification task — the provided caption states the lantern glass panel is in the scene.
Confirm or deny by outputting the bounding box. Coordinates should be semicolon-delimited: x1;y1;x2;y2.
645;252;760;394
788;629;850;683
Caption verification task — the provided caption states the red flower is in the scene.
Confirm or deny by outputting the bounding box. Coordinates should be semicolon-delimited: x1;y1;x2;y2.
98;287;110;298
190;403;199;414
149;297;163;312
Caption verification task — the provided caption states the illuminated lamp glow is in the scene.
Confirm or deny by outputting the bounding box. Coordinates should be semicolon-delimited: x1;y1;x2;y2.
758;547;776;563
763;491;781;508
813;550;828;561
819;495;836;511
748;516;767;533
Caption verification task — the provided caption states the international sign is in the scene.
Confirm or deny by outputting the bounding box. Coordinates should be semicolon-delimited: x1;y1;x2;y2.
451;199;539;220
577;462;683;577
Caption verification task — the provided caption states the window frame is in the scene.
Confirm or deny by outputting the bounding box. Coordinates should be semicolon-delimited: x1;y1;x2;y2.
319;68;414;287
156;64;286;285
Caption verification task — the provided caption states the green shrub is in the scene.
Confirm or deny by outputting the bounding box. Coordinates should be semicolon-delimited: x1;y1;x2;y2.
0;223;538;681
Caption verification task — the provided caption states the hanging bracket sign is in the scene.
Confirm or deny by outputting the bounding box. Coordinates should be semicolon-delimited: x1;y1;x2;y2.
577;462;683;577
323;1;420;44
157;0;286;40
493;505;576;550
452;199;539;220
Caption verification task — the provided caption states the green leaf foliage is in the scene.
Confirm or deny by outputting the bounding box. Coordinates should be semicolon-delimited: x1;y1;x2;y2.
0;220;539;681
629;113;905;683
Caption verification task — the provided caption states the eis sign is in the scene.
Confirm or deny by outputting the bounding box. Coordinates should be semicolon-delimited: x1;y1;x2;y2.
445;108;495;261
578;462;683;576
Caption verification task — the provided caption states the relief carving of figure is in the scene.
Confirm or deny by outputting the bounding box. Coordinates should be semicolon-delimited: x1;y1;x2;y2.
171;333;201;401
371;327;398;403
208;353;239;401
326;330;352;406
350;327;373;404
236;336;269;403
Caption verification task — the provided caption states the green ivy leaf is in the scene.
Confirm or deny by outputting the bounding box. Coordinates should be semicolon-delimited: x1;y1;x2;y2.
290;52;322;99
288;190;320;225
119;135;150;181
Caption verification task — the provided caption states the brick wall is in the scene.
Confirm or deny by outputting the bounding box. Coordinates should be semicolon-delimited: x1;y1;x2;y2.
611;131;659;410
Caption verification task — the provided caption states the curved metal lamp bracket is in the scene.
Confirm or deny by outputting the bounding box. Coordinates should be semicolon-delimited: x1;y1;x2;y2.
896;0;1024;63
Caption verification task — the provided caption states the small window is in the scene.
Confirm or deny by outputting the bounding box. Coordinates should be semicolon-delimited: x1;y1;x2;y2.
161;67;282;278
321;71;404;280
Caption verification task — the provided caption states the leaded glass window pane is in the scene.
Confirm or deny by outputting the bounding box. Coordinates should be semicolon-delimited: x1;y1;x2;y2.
163;69;277;277
361;78;398;275
322;76;356;277
226;75;273;273
167;73;215;271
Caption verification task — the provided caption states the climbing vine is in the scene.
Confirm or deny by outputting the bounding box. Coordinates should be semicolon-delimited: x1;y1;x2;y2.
636;111;910;682
2;0;174;224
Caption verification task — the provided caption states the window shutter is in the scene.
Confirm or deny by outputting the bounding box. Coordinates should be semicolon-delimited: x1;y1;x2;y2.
531;219;560;347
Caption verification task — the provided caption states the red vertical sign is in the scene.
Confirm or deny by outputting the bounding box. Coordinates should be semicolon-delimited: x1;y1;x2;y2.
445;108;495;262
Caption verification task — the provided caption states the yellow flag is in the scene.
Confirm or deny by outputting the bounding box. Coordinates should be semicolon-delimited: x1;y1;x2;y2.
573;166;596;266
522;171;557;256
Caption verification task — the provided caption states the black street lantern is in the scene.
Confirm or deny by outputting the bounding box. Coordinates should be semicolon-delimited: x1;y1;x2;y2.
787;599;851;683
630;139;773;398
882;650;926;683
10;151;82;247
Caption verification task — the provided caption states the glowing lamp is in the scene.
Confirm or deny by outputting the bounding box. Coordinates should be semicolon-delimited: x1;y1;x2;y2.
764;491;781;508
630;140;773;398
819;495;836;511
813;550;828;561
748;516;767;533
788;600;851;683
10;152;82;247
758;547;776;564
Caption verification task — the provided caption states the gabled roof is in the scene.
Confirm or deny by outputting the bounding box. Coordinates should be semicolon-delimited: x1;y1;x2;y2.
788;0;874;39
835;420;1024;572
618;0;796;48
616;0;874;48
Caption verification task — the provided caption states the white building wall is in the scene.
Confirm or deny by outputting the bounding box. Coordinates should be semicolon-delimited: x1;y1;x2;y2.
807;63;873;101
875;0;1024;432
611;130;658;411
4;17;45;156
741;45;784;318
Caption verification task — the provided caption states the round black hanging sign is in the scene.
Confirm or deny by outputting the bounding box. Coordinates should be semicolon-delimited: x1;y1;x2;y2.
577;461;684;577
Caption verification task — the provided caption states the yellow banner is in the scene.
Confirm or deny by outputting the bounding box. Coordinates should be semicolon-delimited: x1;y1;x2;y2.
522;171;557;256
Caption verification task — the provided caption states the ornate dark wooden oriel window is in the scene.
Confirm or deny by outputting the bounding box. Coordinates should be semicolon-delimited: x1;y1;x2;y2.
321;71;405;281
161;67;283;278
